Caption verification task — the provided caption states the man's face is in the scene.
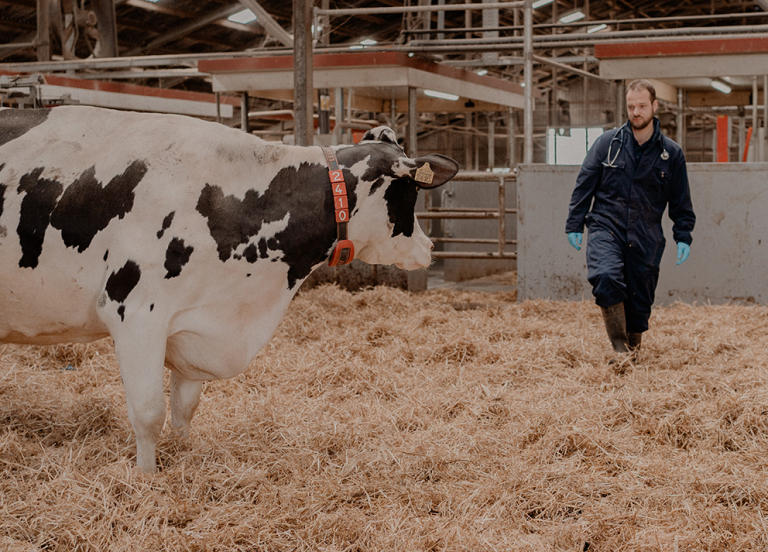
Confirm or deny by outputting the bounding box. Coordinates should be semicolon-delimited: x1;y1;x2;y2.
626;88;657;131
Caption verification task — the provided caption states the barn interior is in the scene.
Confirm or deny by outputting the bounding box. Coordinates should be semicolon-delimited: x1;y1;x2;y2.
4;4;768;550
1;0;767;297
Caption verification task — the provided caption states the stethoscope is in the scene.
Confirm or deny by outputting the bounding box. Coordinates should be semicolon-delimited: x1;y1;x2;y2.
603;122;669;167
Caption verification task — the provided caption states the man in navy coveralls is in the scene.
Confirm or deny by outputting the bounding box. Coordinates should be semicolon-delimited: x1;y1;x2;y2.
565;79;696;354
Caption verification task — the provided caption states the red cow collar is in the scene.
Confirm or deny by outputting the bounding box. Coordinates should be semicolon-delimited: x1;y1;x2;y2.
321;147;355;266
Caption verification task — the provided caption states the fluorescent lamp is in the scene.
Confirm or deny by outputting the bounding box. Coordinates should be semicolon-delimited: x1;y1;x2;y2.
228;9;257;24
710;80;732;94
349;44;364;50
360;38;377;46
143;0;160;3
532;0;554;8
587;23;608;34
477;69;488;76
424;89;460;101
559;10;585;23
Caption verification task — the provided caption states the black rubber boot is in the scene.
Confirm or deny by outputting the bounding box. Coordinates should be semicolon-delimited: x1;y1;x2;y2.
600;303;629;353
628;332;642;351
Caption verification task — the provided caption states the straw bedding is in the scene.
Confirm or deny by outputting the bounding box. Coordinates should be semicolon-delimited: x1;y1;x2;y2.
1;281;767;551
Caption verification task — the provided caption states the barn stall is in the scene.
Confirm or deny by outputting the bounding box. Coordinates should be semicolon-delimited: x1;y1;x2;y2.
1;282;767;551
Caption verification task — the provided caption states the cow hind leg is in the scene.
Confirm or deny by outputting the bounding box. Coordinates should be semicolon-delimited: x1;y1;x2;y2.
170;372;203;440
112;329;167;473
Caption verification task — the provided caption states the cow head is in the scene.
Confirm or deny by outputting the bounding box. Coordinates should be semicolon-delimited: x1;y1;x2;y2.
337;126;459;270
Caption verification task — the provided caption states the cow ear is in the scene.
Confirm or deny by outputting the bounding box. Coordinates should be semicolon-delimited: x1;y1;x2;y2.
361;126;398;145
409;154;460;189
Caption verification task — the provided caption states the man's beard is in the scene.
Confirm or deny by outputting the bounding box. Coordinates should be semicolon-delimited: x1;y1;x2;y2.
630;115;652;131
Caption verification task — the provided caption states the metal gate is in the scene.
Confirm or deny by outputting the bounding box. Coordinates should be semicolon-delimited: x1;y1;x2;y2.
416;171;517;260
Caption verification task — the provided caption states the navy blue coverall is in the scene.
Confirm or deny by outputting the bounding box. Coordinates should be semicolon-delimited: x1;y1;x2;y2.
565;118;696;333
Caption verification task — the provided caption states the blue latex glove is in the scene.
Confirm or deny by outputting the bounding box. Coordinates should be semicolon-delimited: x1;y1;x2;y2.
676;242;690;265
567;232;582;251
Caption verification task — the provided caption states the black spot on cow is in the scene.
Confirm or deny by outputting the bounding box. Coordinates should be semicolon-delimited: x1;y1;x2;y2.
243;243;259;263
0;109;50;147
117;305;126;322
339;142;401;195
150;303;154;312
384;177;419;238
196;161;354;289
50;160;148;252
258;238;268;259
103;250;109;261
16;167;64;268
0;164;6;220
105;260;141;303
164;237;193;279
157;211;175;239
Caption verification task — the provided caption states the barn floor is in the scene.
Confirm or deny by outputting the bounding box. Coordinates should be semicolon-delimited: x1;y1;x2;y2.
1;284;767;551
427;269;517;294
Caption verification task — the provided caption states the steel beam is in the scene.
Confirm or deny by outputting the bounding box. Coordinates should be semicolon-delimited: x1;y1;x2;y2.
240;0;294;47
125;4;244;56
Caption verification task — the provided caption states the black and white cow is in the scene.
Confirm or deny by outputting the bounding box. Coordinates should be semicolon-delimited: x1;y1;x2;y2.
0;106;459;472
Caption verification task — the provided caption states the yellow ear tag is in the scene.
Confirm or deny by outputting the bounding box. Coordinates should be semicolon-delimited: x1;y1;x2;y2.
415;162;434;185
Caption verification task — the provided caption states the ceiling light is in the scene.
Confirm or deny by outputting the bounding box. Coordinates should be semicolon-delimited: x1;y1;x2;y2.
424;89;459;101
477;69;488;76
532;0;554;8
143;0;160;3
228;9;257;24
360;39;377;46
559;10;585;24
587;23;608;34
349;44;364;50
711;80;732;94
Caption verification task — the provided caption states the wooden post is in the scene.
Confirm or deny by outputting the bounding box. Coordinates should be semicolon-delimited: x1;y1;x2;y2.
36;0;50;61
293;0;314;146
91;0;119;58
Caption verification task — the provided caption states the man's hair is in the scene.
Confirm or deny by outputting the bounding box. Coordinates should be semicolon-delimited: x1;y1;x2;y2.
626;79;656;103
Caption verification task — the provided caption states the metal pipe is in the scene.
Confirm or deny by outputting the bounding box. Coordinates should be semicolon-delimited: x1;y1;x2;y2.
488;113;495;170
0;42;36;52
532;53;604;80
431;237;517;245
677;87;684;151
241;92;249;133
77;68;205;79
430;251;517;259
764;75;768;162
315;2;525;16
523;0;533;164
408;86;418;158
416;212;508;219
408;24;768;46
753;75;759;161
6;29;768;74
402;10;768;35
497;175;506;257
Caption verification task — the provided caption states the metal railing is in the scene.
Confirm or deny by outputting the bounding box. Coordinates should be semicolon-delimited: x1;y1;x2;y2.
416;171;517;260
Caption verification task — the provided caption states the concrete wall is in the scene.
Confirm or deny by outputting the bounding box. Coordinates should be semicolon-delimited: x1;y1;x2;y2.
518;163;768;305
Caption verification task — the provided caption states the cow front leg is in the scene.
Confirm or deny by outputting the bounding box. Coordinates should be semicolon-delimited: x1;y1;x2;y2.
170;371;203;439
113;332;167;473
